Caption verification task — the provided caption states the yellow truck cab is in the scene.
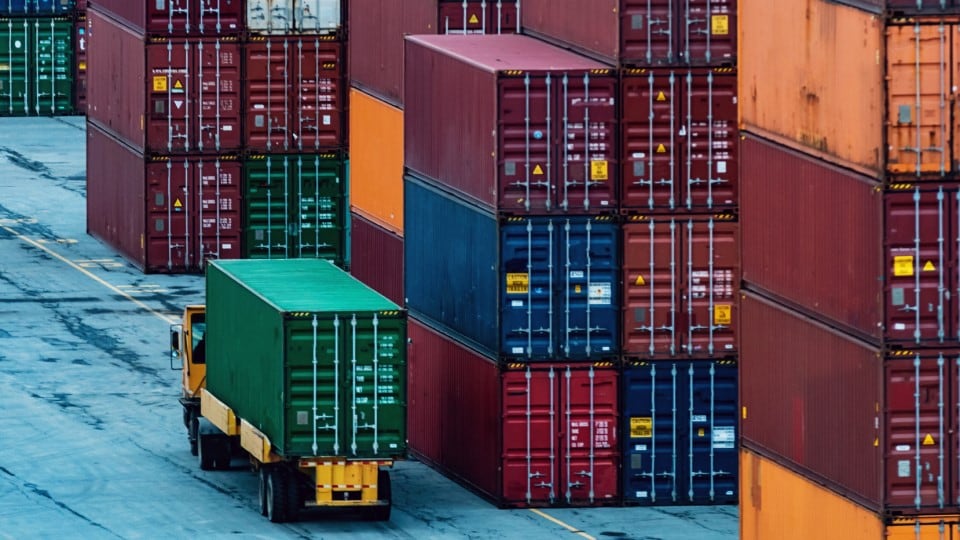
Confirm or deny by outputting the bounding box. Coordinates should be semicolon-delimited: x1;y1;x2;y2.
170;305;207;456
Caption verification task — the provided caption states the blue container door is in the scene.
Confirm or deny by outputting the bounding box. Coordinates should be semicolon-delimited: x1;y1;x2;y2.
559;217;618;360
501;218;554;359
34;0;74;14
1;1;29;15
622;360;738;505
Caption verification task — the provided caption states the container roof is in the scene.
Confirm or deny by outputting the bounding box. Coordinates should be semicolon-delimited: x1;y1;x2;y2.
405;34;611;72
208;259;401;313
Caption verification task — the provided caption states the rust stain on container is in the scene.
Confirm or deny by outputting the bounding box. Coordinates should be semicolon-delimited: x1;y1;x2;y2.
349;88;403;234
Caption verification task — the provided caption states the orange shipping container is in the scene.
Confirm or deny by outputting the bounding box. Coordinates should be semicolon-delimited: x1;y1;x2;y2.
349;87;404;235
741;448;960;540
739;0;884;175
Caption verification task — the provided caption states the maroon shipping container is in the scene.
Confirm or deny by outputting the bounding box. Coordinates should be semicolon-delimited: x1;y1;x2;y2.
244;35;344;152
86;0;242;36
405;34;618;214
621;67;738;212
86;121;242;273
622;214;739;358
520;0;736;67
87;10;241;154
349;0;518;107
741;290;960;515
408;317;620;507
75;13;87;112
349;209;404;306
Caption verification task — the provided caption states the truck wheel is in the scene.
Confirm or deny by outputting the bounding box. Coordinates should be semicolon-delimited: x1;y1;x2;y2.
197;432;216;471
368;470;392;521
188;413;199;457
284;468;302;523
258;467;269;516
213;437;232;471
265;467;291;523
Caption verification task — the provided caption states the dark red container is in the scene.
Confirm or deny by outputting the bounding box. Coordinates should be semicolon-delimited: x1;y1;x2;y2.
349;0;518;107
741;290;960;515
75;13;87;112
87;10;241;154
405;34;618;214
622;214;739;358
86;121;242;273
86;0;242;36
520;0;736;67
349;209;404;306
408;317;620;507
621;67;738;212
243;35;345;153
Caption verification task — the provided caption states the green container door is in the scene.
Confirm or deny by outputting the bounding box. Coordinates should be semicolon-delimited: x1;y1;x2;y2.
243;153;347;266
0;18;72;116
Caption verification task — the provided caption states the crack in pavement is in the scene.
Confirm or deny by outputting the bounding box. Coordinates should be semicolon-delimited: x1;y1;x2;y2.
0;146;85;196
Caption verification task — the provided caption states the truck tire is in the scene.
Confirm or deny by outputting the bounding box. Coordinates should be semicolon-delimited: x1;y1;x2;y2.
265;467;292;523
367;469;392;521
188;412;199;456
197;432;216;471
258;467;269;516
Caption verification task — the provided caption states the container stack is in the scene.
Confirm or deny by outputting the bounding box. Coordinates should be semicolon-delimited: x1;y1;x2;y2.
402;33;622;507
520;0;740;507
84;1;348;273
0;0;79;116
346;0;518;305
73;0;85;112
738;1;960;537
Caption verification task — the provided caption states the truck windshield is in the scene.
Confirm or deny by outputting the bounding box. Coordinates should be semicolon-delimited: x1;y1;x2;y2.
190;313;206;363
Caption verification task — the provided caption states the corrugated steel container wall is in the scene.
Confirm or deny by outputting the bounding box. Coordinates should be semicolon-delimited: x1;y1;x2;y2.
349;209;404;306
348;87;403;235
0;17;73;116
242;152;346;265
245;0;343;35
404;34;618;214
85;0;242;36
622;215;739;358
243;36;344;153
437;0;518;35
349;0;517;107
740;134;884;341
520;0;736;67
621;68;738;212
407;318;620;507
739;0;883;174
74;13;86;112
621;359;738;505
0;0;74;15
405;176;620;361
86;121;243;273
205;259;406;459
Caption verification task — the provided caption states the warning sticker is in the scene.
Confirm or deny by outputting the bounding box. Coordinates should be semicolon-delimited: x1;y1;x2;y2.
631;417;652;438
923;434;935;446
712;15;729;35
635;274;646;286
714;304;732;325
506;273;529;294
532;164;544;176
655;91;667;102
153;75;168;92
656;144;667;153
173;79;184;91
588;283;612;305
468;13;480;24
173;198;183;209
923;260;936;272
590;160;609;181
712;426;735;449
893;255;914;277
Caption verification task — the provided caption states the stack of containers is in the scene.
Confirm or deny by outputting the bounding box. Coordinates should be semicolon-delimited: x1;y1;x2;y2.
520;0;740;506
738;1;960;537
0;0;77;116
403;34;622;507
346;0;518;305
72;0;85;112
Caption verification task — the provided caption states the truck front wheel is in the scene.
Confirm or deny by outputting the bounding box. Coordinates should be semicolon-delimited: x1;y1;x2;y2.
265;466;296;523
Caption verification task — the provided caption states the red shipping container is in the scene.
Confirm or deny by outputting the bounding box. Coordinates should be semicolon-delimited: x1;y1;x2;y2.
86;121;242;273
86;0;242;36
405;34;618;214
622;214;739;358
349;0;518;107
520;0;736;67
621;67;738;212
87;10;241;154
244;35;344;153
349;209;404;306
75;13;87;112
408;317;620;507
741;290;960;515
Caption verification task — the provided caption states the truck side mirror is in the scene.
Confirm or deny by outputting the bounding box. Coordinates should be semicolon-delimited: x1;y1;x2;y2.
169;324;183;370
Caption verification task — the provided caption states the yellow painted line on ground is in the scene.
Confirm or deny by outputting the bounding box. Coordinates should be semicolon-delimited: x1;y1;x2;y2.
528;509;596;540
2;225;179;325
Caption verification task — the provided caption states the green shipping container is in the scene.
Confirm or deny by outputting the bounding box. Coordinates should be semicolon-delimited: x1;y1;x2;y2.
243;153;347;266
0;17;73;116
205;259;406;460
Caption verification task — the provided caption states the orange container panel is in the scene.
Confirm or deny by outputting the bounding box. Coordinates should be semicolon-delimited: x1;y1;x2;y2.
739;0;884;174
741;448;960;540
348;87;404;235
887;21;960;179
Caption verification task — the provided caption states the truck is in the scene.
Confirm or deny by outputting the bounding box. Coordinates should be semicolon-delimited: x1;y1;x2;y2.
170;259;407;522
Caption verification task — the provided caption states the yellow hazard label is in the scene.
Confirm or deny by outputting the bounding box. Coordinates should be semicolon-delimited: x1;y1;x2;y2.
153;75;168;92
532;164;544;176
506;273;529;294
468;13;480;24
173;198;183;209
656;91;667;102
635;274;646;286
78;61;86;71
714;305;732;325
575;284;582;294
698;428;705;437
923;434;935;446
0;63;9;71
631;417;652;438
923;260;936;272
656;144;667;153
893;255;914;277
712;15;729;35
173;79;184;90
591;160;608;181
874;437;879;447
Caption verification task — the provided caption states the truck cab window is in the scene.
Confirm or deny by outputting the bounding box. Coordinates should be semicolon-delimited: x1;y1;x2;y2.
191;314;206;364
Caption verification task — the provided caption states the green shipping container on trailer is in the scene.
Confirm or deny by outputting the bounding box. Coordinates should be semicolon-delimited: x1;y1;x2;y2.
0;17;73;116
205;259;407;460
243;153;347;266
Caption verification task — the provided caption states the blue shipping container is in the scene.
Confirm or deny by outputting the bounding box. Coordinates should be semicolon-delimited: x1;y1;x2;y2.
621;359;738;505
405;176;619;361
1;0;74;15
